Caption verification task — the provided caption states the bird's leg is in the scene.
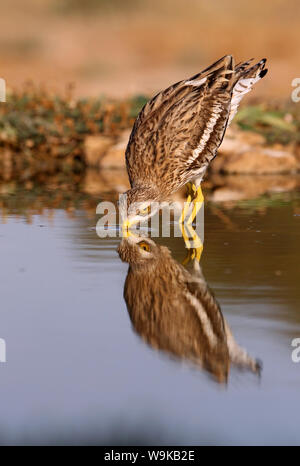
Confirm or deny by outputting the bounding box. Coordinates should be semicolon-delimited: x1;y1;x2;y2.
182;247;194;266
179;183;204;265
180;221;192;251
188;223;203;263
181;222;203;265
179;182;196;224
187;185;204;225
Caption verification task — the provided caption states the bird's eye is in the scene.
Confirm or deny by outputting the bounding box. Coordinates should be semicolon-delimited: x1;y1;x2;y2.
138;241;150;252
139;205;150;216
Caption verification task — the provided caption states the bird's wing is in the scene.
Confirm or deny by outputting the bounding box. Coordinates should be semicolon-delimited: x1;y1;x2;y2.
129;55;232;139
184;272;227;344
152;55;237;184
227;58;268;125
125;55;235;185
126;56;268;188
184;265;260;375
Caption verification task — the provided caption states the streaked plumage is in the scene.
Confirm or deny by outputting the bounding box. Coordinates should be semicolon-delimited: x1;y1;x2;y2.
123;55;268;215
118;236;260;383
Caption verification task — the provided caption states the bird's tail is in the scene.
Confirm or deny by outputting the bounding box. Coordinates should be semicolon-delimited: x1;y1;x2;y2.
227;58;268;125
186;54;235;89
184;55;268;125
224;320;262;376
234;57;268;83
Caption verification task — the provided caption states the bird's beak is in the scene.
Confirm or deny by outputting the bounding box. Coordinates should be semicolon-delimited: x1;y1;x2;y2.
122;216;142;237
122;218;136;237
122;219;130;237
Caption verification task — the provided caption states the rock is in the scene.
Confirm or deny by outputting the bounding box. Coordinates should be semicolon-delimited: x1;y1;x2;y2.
0;149;13;181
83;168;130;195
218;137;244;156
210;153;228;173
218;129;265;156
99;130;130;169
100;142;126;168
236;131;266;146
83;170;105;195
294;144;300;165
212;128;300;175
223;148;298;174
98;168;130;193
210;188;245;202
209;174;298;202
211;130;262;172
84;135;113;167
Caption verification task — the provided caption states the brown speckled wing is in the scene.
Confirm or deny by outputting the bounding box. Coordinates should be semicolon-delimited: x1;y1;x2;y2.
126;55;235;190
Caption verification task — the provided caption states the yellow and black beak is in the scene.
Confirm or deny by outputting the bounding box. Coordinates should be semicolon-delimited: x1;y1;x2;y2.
122;218;140;237
122;219;131;238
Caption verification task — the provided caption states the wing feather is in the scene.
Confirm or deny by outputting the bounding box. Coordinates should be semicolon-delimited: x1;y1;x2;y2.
228;58;268;125
126;56;267;189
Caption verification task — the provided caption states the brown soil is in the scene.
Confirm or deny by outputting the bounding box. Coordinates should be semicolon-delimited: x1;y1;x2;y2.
0;0;299;99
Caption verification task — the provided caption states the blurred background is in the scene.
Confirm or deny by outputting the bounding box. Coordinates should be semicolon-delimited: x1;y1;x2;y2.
0;0;299;99
1;1;300;446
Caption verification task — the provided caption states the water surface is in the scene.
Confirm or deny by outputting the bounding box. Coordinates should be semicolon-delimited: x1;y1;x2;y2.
0;179;300;445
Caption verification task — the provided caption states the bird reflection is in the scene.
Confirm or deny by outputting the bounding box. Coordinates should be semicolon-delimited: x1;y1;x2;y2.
118;234;261;383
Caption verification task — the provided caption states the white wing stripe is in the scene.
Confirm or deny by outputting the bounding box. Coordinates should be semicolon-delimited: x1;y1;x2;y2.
228;75;261;125
187;102;222;164
185;77;207;87
185;293;218;348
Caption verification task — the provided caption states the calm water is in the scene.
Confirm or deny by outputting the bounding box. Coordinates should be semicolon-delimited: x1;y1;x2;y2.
0;181;300;445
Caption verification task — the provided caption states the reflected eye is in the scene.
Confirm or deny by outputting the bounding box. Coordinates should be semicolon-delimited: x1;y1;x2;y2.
139;205;151;216
138;241;150;252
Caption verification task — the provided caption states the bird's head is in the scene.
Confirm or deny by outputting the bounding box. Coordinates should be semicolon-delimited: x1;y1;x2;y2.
118;234;162;266
119;185;161;231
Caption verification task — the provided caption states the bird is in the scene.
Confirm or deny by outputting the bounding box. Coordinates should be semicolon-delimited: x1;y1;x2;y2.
121;55;268;227
118;234;261;383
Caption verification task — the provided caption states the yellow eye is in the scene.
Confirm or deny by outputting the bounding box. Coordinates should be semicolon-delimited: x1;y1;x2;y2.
138;241;150;252
139;205;151;216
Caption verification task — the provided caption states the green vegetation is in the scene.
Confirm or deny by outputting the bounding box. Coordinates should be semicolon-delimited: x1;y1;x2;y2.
0;174;98;216
0;87;299;180
54;0;140;15
225;192;298;211
0;37;42;57
0;86;142;178
235;104;300;145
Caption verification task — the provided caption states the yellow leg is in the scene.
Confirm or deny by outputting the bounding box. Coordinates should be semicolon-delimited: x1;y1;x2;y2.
188;223;203;262
187;185;204;225
179;182;197;224
179;183;204;264
180;221;192;250
182;248;194;266
180;222;204;265
179;183;195;224
179;193;192;224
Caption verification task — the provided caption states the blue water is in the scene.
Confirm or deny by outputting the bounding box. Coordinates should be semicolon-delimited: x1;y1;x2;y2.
0;187;300;445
